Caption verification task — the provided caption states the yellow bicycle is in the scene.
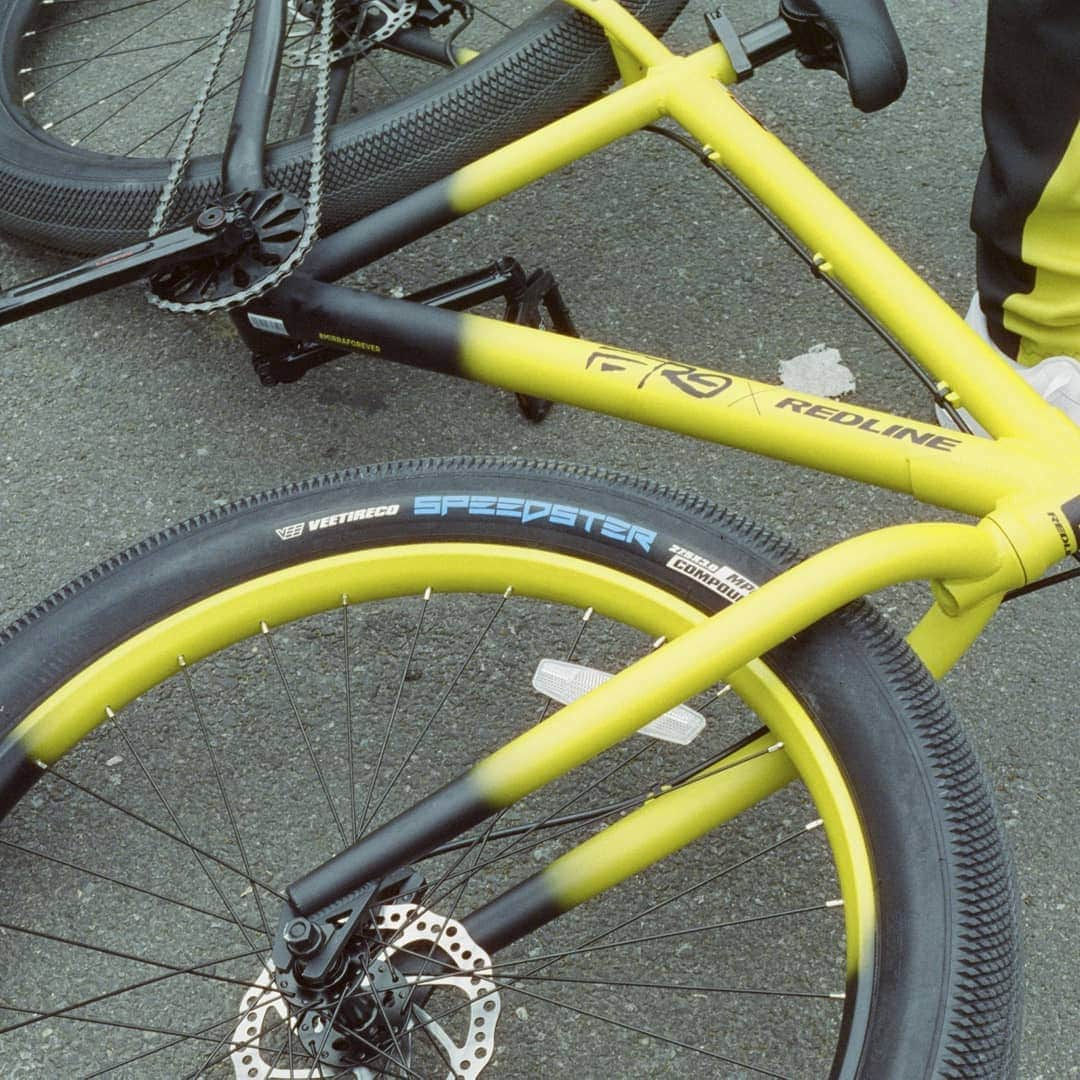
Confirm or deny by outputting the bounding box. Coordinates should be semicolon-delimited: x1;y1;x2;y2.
0;0;1068;1074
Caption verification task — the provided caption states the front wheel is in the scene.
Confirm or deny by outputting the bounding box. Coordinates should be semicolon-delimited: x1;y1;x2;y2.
0;459;1020;1077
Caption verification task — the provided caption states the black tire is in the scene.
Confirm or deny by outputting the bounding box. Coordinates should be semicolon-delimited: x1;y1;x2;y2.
0;0;686;254
0;459;1021;1077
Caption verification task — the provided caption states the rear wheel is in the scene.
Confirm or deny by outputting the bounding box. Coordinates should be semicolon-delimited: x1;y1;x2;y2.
0;459;1020;1076
0;0;687;252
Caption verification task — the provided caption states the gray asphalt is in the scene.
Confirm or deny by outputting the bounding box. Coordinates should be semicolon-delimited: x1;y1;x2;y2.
1;0;1078;1075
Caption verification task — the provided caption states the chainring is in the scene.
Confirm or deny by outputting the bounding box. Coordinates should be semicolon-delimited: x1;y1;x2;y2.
149;190;306;307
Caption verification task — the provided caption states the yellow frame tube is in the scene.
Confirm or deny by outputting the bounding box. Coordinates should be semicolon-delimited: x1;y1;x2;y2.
426;26;1080;521
456;312;1068;518
659;76;1080;448
472;518;1014;805
541;732;796;909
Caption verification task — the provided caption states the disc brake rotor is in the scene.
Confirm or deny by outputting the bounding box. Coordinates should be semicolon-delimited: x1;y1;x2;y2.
230;903;500;1079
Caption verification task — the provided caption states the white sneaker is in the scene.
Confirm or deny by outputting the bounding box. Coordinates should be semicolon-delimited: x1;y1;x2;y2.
935;295;1080;435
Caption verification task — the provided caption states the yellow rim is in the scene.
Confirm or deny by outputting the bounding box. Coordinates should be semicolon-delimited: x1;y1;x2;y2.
9;540;874;991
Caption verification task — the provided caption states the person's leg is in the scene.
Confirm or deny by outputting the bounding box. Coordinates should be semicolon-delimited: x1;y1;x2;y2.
971;0;1080;366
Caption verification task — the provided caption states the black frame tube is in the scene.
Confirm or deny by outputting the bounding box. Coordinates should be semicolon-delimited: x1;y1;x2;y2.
258;273;465;373
222;0;288;193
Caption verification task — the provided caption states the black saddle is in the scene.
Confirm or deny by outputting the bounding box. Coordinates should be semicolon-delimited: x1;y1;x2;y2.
779;0;907;112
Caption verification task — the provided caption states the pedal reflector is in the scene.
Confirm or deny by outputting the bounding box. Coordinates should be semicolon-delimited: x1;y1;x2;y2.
532;659;706;745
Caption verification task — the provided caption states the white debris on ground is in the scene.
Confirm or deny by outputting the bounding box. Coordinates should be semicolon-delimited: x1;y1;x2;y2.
778;344;856;398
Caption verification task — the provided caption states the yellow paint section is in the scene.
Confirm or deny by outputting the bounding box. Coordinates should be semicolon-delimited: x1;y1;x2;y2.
660;76;1080;447
457;315;1054;517
1003;121;1080;366
543;732;795;910
539;656;874;982
445;44;735;215
8;544;702;765
470;519;1012;812
8;537;878;994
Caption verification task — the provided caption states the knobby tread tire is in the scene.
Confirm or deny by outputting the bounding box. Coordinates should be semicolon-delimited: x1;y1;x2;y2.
0;0;685;253
0;458;1021;1077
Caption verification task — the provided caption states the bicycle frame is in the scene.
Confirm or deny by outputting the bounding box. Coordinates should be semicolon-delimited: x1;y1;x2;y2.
4;0;1080;1034
239;0;1080;925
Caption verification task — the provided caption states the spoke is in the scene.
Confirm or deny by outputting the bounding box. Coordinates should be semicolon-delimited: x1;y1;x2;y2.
363;587;512;831
127;71;243;155
0;933;265;1037
0;837;265;938
531;605;593;727
485;900;843;972
357;587;432;837
703;683;734;713
19;32;214;73
359;974;413;1078
92;1013;289;1080
473;970;844;1001
304;971;423;1080
262;621;349;848
419;739;661;911
425;728;783;900
343;597;358;843
27;0;199;100
359;47;400;97
107;708;265;954
2;994;276;1049
185;1011;295;1080
449;766;815;987
32;30;217;133
70;18;251;147
369;956;796;1080
400;806;507;1021
38;762;287;900
569;817;823;956
474;976;795;1079
368;822;836;1047
25;0;180;34
283;6;317;137
182;657;274;944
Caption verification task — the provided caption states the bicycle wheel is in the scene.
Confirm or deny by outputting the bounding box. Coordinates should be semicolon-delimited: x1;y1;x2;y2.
0;459;1019;1077
0;0;685;254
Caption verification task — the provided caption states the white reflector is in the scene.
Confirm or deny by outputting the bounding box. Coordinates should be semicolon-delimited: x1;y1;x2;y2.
532;659;706;745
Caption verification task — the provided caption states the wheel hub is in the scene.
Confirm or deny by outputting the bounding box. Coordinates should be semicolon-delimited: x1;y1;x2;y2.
231;903;500;1078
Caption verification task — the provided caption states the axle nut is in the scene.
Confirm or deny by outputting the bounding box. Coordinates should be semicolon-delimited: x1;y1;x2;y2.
283;917;322;956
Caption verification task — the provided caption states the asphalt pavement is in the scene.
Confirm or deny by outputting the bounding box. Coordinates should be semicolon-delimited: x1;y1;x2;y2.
1;0;1077;1074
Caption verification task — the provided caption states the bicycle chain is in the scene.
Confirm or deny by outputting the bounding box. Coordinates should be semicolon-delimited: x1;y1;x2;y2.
146;0;336;315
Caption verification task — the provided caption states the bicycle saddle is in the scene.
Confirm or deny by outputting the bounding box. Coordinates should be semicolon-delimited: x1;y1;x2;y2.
779;0;907;113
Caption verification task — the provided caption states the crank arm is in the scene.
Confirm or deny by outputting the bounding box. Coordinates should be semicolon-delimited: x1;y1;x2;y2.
0;222;236;328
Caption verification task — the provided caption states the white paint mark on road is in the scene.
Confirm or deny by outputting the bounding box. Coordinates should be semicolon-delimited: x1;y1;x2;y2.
779;344;855;398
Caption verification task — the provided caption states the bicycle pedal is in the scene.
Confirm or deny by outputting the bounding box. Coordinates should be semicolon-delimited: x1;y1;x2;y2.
505;267;579;424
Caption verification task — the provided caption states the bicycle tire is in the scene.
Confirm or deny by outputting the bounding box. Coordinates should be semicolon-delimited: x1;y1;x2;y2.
0;458;1020;1076
0;0;686;255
